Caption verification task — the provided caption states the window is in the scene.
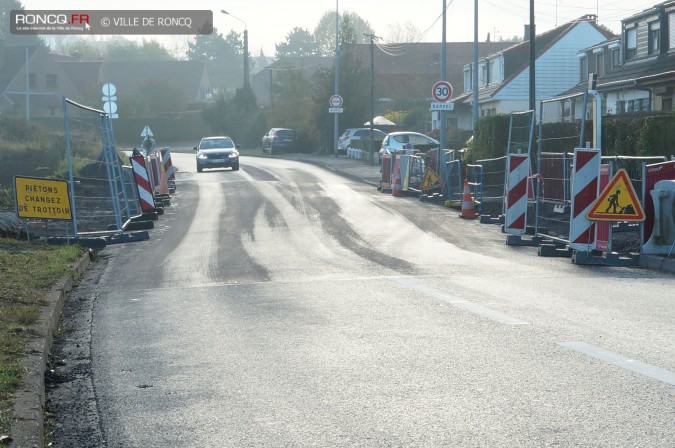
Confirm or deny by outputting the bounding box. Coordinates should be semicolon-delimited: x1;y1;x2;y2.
611;48;621;68
480;63;487;87
670;13;675;49
28;73;37;89
46;74;58;89
463;66;472;92
625;28;637;60
489;59;499;85
580;56;588;81
649;21;660;55
595;52;605;77
662;97;673;112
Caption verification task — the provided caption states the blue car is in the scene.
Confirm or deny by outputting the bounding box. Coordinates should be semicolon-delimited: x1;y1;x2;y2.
194;136;240;172
261;128;296;154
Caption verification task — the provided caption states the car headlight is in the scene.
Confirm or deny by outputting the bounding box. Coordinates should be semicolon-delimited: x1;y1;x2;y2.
197;153;208;159
229;152;239;158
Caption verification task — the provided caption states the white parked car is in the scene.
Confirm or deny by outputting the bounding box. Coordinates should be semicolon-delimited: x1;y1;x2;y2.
338;128;387;154
379;132;440;161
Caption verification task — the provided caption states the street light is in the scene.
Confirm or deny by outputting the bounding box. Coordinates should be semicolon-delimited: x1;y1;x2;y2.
221;9;249;87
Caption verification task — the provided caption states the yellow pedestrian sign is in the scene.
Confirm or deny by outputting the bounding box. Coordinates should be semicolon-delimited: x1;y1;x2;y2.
587;169;645;221
421;168;445;191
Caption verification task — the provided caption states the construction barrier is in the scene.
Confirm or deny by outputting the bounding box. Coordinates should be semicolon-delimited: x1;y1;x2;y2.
130;155;157;213
504;153;530;235
160;147;176;193
568;148;601;251
643;160;675;255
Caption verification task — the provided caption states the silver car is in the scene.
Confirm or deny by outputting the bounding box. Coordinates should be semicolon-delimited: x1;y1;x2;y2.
194;136;240;173
379;131;440;161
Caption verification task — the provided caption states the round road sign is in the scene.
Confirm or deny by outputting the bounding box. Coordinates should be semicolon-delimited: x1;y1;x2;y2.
329;95;343;108
102;83;117;97
432;81;453;103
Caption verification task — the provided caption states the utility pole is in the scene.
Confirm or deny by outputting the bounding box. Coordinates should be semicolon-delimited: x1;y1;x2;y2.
472;0;479;131
365;33;379;166
440;0;447;169
334;1;340;158
529;0;536;111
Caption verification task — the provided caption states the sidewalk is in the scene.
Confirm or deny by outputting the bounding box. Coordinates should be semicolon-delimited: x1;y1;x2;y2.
266;151;674;275
276;152;382;187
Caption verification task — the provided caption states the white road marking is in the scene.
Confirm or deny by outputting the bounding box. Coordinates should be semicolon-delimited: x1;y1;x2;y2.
560;342;675;386
392;277;530;325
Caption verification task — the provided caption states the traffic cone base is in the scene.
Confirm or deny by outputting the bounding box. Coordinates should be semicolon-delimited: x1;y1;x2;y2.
459;179;479;219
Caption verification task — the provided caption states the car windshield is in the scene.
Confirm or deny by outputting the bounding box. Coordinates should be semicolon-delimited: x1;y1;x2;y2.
200;138;234;149
275;130;295;138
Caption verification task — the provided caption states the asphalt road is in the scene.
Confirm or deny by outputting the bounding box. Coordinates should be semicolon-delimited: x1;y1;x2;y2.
45;152;675;447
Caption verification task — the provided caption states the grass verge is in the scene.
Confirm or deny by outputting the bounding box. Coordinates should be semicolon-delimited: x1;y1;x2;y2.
0;238;84;438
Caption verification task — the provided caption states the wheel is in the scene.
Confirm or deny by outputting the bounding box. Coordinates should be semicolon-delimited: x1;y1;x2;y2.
232;164;239;171
262;142;265;153
197;164;203;173
269;143;273;155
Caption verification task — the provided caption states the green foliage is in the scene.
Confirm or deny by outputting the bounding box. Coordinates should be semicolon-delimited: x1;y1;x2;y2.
105;38;175;61
466;114;511;162
470;112;674;163
314;11;373;56
201;86;266;148
276;27;318;57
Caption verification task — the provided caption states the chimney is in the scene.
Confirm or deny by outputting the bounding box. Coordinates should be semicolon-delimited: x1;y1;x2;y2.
487;32;491;42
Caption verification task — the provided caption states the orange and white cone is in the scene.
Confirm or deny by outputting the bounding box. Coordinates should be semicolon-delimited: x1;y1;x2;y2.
459;179;479;219
392;168;403;197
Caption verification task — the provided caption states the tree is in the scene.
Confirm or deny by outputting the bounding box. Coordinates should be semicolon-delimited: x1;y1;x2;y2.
201;86;265;147
0;0;47;47
186;27;244;91
54;38;102;60
384;22;420;43
105;38;175;61
314;11;373;56
275;27;318;57
312;15;370;152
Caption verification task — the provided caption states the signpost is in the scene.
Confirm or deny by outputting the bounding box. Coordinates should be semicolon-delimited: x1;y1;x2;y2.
102;83;118;119
329;94;343;114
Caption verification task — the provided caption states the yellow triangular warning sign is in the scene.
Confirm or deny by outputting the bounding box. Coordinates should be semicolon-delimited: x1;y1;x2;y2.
587;169;645;221
421;168;445;191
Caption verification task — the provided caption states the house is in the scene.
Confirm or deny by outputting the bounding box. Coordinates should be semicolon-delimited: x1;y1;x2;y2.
0;43;85;117
449;15;614;130
555;1;675;120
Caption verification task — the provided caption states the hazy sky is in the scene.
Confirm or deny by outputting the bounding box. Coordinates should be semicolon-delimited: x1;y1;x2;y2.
21;0;661;55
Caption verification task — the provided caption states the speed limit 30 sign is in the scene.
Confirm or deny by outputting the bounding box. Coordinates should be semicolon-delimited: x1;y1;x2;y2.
432;81;453;103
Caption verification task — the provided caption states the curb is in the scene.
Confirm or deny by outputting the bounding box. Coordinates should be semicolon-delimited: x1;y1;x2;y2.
640;254;675;274
10;251;92;448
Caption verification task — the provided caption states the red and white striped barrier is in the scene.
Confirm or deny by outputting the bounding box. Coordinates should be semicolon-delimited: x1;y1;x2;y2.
569;148;601;251
160;147;175;183
130;155;156;212
504;153;529;235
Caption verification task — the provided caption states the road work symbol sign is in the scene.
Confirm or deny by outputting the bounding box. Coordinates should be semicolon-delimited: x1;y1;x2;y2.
421;167;445;191
586;169;645;221
14;176;72;220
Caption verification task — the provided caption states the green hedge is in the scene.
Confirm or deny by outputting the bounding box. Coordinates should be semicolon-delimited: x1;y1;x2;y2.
468;112;675;162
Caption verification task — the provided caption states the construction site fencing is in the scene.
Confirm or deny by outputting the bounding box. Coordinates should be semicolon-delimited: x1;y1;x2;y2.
62;97;138;238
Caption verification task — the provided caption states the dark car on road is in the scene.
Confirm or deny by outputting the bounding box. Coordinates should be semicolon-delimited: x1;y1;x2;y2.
194;136;240;172
261;128;296;154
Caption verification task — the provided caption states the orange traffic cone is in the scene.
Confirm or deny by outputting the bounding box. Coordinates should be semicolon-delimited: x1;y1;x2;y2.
392;168;403;197
459;179;479;219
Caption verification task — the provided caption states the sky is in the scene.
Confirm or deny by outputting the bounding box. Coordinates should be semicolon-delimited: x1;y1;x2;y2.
20;0;663;56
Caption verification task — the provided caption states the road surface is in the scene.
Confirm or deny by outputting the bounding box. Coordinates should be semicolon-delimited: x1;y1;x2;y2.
46;152;675;447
